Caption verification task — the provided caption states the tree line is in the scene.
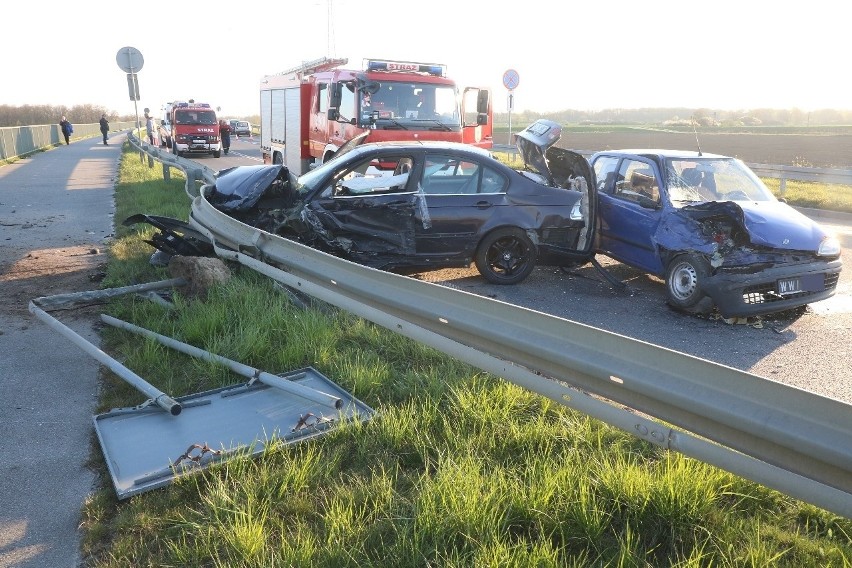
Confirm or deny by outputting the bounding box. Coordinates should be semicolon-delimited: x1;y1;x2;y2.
3;103;851;129
0;104;135;127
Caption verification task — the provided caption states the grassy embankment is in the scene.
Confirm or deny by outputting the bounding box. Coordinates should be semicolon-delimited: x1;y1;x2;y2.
80;143;851;567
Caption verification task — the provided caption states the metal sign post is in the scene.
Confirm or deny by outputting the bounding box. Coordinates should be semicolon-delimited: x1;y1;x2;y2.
116;46;144;141
502;69;519;147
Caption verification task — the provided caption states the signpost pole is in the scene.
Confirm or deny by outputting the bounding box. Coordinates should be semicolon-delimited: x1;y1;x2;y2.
502;69;520;149
116;46;144;148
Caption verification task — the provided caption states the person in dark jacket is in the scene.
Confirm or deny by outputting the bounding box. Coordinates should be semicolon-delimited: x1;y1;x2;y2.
99;114;110;145
59;116;73;145
219;119;231;155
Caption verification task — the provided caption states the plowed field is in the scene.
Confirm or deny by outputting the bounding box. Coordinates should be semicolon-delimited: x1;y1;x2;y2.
495;129;852;168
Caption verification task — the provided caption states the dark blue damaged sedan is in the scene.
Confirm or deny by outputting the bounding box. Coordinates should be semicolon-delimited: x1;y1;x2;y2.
204;127;598;285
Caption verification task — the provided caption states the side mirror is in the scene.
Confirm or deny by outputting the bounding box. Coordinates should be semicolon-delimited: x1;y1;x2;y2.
329;83;343;109
327;108;340;120
476;112;488;126
477;89;490;115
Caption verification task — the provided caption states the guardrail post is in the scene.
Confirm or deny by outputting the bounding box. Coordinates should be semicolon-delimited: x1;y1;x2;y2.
780;177;787;197
162;162;171;181
186;167;202;192
148;153;155;168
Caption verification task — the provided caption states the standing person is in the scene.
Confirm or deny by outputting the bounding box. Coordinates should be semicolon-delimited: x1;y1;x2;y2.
59;116;73;145
219;119;231;155
99;113;110;145
145;114;155;145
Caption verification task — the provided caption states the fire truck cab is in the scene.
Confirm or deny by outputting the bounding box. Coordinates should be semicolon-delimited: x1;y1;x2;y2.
162;101;222;159
260;57;492;174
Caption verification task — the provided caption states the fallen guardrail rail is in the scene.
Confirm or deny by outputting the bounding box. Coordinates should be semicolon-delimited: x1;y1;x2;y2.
185;191;852;518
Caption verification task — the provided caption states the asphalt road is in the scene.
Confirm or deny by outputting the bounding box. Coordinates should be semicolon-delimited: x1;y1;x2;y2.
0;135;120;568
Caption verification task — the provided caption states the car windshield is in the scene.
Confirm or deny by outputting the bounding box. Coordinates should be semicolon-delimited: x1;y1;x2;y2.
293;153;351;198
666;157;776;207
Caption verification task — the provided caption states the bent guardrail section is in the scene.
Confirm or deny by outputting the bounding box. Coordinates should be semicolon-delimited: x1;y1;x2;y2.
124;131;852;518
187;194;852;518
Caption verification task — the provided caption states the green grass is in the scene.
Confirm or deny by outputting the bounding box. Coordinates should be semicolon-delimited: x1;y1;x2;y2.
80;142;852;567
764;178;852;213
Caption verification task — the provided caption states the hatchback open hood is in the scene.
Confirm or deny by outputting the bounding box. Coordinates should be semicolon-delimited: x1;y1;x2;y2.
516;119;595;190
515;119;563;184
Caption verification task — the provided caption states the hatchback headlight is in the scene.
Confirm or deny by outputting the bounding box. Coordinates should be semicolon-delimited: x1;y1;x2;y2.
817;236;841;257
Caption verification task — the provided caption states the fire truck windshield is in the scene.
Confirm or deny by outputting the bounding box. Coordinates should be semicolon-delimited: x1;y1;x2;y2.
358;82;459;129
175;110;217;125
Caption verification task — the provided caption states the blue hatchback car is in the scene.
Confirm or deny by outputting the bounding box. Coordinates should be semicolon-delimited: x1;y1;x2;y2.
587;144;842;317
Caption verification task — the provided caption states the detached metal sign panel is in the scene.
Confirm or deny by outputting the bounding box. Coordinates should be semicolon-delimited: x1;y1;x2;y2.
94;367;374;499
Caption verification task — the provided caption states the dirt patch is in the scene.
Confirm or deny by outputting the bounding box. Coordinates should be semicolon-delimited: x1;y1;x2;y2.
0;244;108;321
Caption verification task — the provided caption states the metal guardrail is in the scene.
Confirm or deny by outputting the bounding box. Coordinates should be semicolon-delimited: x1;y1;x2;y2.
492;144;852;188
127;131;217;196
0;122;136;160
126;132;852;518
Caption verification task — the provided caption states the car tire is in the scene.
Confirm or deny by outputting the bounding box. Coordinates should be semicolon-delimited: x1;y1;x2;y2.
475;228;537;285
665;253;712;312
214;150;221;158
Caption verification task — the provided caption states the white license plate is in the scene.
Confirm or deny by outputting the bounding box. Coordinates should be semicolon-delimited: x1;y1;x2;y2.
192;139;206;144
776;277;801;294
777;274;823;295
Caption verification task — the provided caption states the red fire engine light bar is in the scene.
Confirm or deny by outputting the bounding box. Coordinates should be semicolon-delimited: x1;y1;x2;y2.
365;59;445;77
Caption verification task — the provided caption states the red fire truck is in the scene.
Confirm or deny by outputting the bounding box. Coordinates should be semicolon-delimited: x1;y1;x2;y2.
160;101;222;158
259;57;492;174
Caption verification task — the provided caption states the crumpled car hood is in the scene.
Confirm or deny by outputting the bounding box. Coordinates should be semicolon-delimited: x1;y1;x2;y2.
682;200;830;251
206;165;289;212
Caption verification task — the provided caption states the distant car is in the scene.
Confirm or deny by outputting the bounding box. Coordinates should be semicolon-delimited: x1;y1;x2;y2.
589;145;842;317
201;129;597;284
229;120;251;137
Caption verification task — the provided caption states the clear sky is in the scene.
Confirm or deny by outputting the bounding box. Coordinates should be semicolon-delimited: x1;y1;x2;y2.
5;0;848;119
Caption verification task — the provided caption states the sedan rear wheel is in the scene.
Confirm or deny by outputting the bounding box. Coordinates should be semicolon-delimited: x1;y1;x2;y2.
665;253;712;312
475;228;537;285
